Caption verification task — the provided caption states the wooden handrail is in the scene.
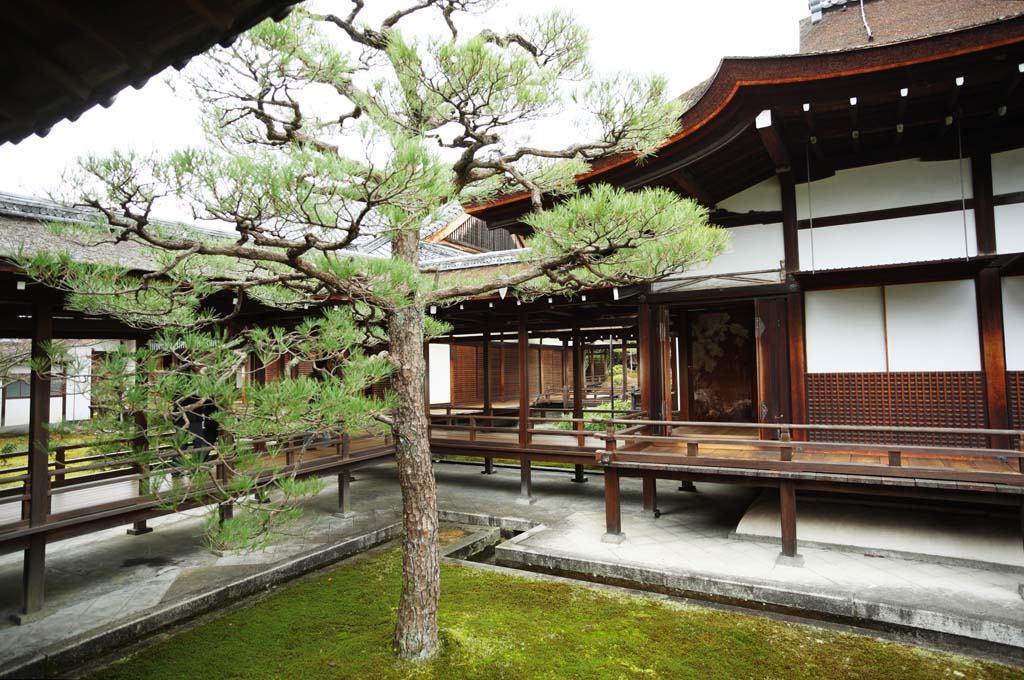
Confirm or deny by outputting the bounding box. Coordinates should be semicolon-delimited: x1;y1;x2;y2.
599;418;1023;438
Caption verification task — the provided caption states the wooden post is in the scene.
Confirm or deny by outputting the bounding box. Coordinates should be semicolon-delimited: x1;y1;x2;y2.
972;151;996;256
755;297;791;440
517;312;534;503
779;426;792;462
561;338;569;408
620;332;628;401
787;292;807;442
127;410;153;536
977;267;1009;449
602;467;625;543
336;433;353;515
218;456;234;524
676;312;690;421
572;327;584;447
781;171;799;273
482;328;494;474
641;474;659;518
18;302;52;622
778;481;802;566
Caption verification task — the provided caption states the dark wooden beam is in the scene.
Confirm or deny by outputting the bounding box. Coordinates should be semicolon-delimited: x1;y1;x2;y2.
642;475;658;518
787;292;808;442
517;311;532;502
976;267;1009;449
756;110;792;174
971;151;996;256
20;302;52;621
779;481;798;559
572;327;584;447
603;468;623;541
669;169;716;209
482;328;492;416
781;172;799;273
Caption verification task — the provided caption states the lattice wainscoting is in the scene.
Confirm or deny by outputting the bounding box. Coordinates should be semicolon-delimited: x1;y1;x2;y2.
1010;372;1024;431
806;372;986;447
451;342;484;405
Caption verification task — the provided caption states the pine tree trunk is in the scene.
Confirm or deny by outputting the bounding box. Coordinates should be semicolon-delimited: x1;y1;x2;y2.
388;229;440;659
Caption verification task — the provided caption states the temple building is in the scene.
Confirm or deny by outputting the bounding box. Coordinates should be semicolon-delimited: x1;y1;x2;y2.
0;0;1022;638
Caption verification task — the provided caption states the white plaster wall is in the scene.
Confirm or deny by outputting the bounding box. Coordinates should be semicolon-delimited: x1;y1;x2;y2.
67;393;91;421
676;222;785;277
1003;275;1024;371
805;287;887;373
995;203;1024;255
428;343;451;405
992;147;1024;195
795;158;972;220
4;399;29;428
884;279;980;372
717;176;780;213
796;210;977;271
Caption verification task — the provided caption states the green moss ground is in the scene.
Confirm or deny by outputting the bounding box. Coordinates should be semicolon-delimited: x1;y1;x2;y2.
88;546;1022;680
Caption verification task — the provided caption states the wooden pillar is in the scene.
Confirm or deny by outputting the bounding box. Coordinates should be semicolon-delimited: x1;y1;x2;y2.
977;266;1009;448
336;433;354;515
602;467;625;543
127;410;153;536
638;304;652;417
620;332;628;401
517;312;533;503
19;302;52;622
786;292;808;442
482;328;495;474
424;339;432;439
781;172;799;273
560;338;569;408
669;334;680;417
972;151;996;256
572;327;584;448
778;481;802;566
641;474;659;518
638;304;671;428
755;297;791;440
676;312;690;421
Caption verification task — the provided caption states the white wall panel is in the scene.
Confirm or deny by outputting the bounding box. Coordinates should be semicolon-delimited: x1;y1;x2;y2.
67;393;91;421
884;279;980;371
805;287;886;372
796;211;976;271
992;148;1024;195
428;343;450;405
995;203;1024;254
795;158;971;220
4;399;29;428
717;176;780;213
1003;275;1024;371
679;222;785;277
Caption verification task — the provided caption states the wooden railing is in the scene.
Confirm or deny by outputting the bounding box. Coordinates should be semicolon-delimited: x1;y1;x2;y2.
429;410;645;447
0;429;395;535
594;419;1024;480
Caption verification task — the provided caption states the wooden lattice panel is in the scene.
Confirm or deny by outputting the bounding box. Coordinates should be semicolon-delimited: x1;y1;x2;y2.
1010;372;1024;430
451;342;483;404
806;372;986;447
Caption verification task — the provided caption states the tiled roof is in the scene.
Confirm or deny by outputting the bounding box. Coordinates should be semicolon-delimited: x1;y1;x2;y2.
0;192;508;273
800;0;1024;53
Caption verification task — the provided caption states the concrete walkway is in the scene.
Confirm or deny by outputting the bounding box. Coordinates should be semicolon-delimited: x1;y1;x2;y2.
0;462;1022;675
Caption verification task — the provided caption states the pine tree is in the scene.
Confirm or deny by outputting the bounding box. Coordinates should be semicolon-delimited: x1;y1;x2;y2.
22;1;726;659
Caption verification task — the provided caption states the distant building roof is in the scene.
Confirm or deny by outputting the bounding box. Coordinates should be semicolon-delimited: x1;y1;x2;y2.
0;192;511;273
800;0;1024;53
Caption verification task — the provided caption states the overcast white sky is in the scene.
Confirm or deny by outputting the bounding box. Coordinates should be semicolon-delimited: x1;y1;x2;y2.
0;0;809;198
